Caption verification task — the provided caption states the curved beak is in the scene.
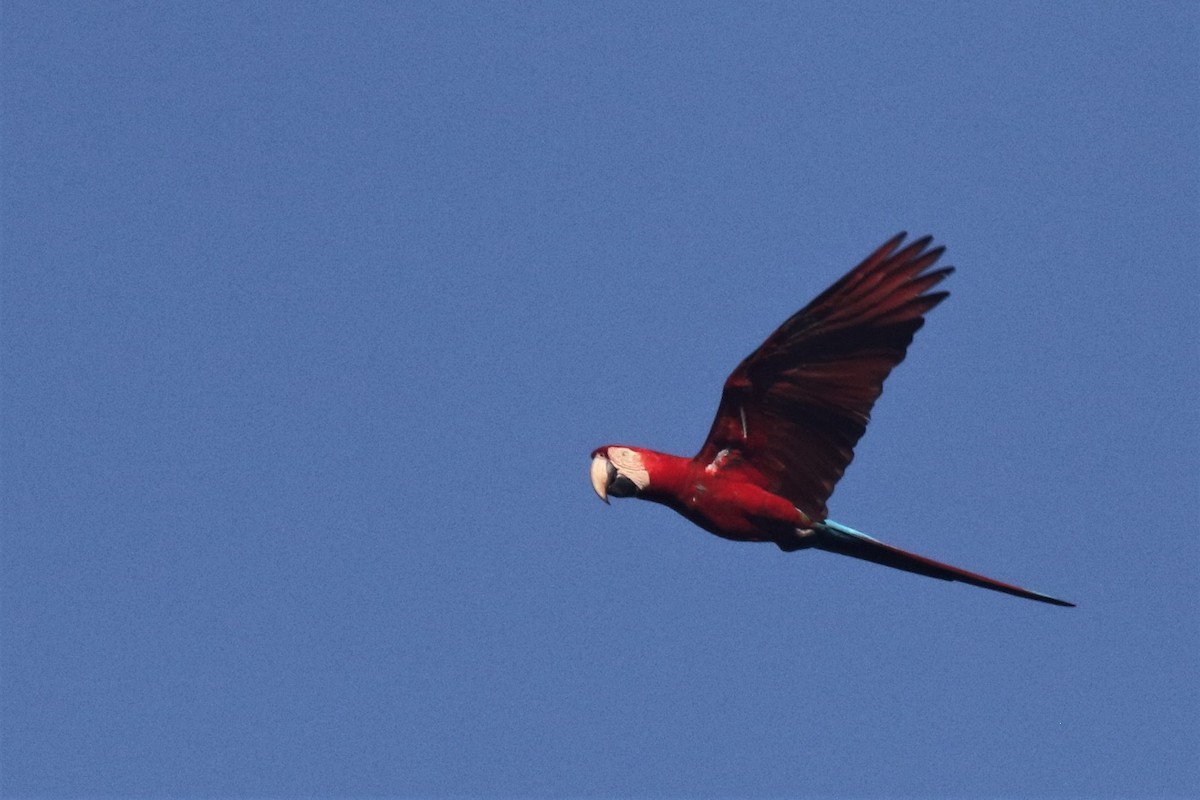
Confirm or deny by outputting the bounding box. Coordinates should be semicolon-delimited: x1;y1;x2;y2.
590;455;614;504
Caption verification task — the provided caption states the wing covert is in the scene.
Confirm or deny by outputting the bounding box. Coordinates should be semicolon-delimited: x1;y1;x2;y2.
696;233;953;519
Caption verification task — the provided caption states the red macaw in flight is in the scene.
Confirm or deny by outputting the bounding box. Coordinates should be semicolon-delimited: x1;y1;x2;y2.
590;233;1073;607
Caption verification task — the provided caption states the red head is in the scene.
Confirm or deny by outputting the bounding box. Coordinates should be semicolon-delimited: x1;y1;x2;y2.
589;445;652;503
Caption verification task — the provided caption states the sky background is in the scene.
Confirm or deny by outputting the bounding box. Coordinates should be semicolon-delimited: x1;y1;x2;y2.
3;2;1198;797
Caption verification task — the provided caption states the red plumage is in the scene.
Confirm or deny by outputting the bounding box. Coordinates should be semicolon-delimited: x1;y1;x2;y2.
590;234;1073;607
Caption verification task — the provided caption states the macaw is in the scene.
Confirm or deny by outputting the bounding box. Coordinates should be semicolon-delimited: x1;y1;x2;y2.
590;233;1073;607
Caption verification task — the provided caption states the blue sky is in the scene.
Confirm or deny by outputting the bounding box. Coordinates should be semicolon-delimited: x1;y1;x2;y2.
3;2;1197;797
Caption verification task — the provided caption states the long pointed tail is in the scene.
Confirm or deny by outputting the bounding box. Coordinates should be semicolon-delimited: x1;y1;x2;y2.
813;520;1075;607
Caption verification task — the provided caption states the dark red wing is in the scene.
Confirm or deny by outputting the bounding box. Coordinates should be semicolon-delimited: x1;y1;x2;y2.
695;233;953;519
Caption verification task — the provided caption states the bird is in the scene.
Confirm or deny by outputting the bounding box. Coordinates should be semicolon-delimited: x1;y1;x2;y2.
589;233;1074;607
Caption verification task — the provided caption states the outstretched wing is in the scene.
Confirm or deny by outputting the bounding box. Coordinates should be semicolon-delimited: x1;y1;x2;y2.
696;233;952;519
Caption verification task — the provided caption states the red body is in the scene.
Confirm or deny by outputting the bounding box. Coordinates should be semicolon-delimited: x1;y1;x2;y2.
590;234;1074;606
593;446;811;544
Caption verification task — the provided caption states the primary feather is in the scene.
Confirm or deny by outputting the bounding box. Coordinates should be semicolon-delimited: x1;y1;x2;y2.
697;233;952;519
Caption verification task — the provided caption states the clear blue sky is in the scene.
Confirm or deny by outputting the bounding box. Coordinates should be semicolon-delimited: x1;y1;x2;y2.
3;2;1197;797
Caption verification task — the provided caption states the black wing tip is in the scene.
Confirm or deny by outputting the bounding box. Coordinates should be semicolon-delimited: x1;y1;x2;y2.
890;233;948;262
886;231;931;248
884;235;949;281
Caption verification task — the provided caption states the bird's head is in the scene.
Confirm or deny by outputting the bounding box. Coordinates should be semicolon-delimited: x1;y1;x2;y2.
589;446;651;503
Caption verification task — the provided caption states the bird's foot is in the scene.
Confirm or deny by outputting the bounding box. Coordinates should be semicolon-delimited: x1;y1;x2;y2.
775;526;817;552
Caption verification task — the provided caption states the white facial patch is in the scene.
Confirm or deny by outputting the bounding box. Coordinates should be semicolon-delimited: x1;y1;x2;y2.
607;447;650;491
